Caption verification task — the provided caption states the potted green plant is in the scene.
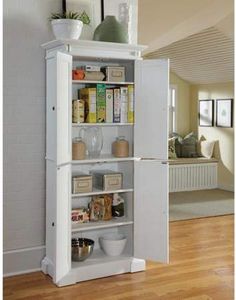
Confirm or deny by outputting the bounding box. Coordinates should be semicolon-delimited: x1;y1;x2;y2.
50;11;90;40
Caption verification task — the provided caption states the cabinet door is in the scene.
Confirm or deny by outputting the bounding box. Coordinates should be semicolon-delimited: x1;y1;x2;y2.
134;160;169;262
134;59;169;159
46;52;72;165
54;164;71;284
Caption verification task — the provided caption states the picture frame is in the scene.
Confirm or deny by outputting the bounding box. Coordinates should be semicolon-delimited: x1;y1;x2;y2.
65;0;102;40
102;0;138;44
199;100;214;127
216;99;233;128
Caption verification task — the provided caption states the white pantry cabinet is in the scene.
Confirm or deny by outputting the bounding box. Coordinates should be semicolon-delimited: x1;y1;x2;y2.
41;40;169;287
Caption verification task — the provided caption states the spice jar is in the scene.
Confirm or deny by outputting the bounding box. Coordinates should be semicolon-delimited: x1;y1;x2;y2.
112;136;129;158
72;137;86;160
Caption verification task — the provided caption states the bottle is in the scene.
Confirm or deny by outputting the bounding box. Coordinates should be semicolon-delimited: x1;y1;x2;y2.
112;136;129;158
72;137;86;160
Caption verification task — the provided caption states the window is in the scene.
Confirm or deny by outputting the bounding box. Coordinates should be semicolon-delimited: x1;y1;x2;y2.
169;85;177;135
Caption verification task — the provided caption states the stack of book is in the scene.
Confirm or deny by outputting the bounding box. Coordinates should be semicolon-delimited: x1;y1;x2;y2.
78;84;134;123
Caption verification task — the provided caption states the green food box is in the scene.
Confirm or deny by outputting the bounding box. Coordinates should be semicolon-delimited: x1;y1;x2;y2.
96;84;106;123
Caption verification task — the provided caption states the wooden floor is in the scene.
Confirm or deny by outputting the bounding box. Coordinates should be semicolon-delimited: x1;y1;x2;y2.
4;215;234;300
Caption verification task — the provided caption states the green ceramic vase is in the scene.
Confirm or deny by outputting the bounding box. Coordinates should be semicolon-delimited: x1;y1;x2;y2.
93;16;128;43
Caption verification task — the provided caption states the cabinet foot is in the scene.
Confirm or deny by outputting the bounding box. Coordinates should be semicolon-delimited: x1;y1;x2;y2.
130;258;146;273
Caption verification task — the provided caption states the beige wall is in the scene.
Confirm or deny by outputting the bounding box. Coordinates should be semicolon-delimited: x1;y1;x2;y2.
170;72;191;136
190;82;234;190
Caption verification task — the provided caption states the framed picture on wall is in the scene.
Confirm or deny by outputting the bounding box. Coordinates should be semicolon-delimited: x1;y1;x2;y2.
102;0;138;44
199;99;214;127
216;99;233;128
65;0;102;40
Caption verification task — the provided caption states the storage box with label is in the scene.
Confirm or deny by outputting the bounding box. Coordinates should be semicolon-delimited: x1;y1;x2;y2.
72;173;93;194
90;170;123;191
102;66;125;82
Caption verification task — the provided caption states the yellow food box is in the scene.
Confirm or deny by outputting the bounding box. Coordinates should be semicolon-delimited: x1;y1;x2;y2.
128;85;134;123
79;88;97;123
72;99;85;123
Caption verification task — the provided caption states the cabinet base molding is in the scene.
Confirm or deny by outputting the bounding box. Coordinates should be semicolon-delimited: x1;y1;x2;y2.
41;257;54;278
42;255;146;287
130;258;146;272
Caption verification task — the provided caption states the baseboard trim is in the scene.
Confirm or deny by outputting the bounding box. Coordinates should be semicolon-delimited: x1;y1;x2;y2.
4;268;42;278
218;184;234;192
3;245;46;277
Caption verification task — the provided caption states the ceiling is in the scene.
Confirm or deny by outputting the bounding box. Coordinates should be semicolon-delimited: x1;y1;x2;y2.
145;25;234;84
138;0;234;85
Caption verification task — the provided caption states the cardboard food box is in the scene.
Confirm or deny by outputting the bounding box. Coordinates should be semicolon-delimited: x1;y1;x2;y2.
79;88;96;123
113;88;121;123
128;85;134;123
90;170;123;191
72;99;85;123
96;84;106;123
72;173;93;194
120;87;128;123
71;208;90;224
105;89;113;123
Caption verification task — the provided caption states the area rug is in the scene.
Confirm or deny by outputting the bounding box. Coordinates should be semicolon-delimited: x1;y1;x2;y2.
169;189;234;221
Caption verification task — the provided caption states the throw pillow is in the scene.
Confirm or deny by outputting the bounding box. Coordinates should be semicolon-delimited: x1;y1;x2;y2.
197;135;206;157
200;140;215;159
168;137;177;159
181;132;198;158
171;133;182;157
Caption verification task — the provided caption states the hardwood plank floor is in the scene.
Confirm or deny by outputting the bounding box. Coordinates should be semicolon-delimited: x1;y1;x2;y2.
3;215;234;300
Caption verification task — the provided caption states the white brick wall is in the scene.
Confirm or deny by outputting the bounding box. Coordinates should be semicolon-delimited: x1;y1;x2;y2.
3;0;61;275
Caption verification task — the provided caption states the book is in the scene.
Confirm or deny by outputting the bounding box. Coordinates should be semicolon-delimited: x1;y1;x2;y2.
113;88;121;123
120;87;128;123
128;85;134;123
79;88;96;123
106;89;114;123
96;84;106;123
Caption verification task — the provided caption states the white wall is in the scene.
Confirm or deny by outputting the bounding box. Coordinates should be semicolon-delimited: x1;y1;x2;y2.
3;0;61;275
170;72;191;136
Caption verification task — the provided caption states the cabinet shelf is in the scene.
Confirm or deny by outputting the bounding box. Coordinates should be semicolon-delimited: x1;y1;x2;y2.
73;80;134;85
71;218;133;233
72;249;132;268
72;123;134;127
71;186;133;197
71;154;135;164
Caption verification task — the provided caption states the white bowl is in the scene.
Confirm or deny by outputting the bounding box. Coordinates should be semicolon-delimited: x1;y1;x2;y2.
99;233;127;256
51;19;83;40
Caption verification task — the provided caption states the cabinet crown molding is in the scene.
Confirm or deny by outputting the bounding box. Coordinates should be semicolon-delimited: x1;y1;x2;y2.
42;39;147;60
